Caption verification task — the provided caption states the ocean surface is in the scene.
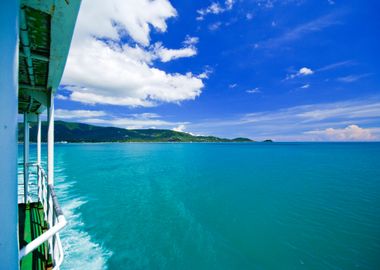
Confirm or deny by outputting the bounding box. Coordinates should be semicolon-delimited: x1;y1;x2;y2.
22;143;380;269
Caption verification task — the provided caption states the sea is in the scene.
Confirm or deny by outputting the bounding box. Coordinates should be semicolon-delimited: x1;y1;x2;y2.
21;142;380;269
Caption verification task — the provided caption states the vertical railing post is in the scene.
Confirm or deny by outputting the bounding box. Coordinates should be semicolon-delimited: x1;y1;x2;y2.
47;92;54;256
37;114;42;202
37;114;41;165
0;0;20;267
48;92;54;186
53;213;57;265
23;112;29;203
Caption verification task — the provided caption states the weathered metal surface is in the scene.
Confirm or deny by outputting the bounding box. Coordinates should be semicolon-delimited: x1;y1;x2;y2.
18;5;50;114
18;0;81;115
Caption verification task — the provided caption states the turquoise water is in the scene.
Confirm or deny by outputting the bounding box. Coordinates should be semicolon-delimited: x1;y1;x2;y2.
24;143;380;269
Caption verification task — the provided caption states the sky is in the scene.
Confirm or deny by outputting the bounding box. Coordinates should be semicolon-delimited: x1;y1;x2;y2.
55;0;380;141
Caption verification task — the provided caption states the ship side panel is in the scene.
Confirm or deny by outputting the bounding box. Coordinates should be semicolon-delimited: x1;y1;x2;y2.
0;0;20;269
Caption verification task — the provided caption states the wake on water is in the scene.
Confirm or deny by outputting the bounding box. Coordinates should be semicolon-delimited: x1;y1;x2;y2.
54;167;112;270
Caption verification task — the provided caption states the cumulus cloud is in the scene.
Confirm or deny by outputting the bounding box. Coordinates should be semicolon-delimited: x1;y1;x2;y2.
62;0;204;107
305;125;377;141
286;67;314;80
73;0;177;46
299;67;314;76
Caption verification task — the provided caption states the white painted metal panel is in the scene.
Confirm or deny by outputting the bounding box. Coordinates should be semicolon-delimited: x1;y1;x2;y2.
0;0;20;268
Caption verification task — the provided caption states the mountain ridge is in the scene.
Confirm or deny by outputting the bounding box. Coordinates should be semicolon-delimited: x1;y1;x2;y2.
18;121;267;143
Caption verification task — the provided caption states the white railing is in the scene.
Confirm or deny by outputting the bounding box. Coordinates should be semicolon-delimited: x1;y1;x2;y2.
17;162;38;203
18;163;67;270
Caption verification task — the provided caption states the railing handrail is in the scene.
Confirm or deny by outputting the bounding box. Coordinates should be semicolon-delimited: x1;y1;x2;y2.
18;215;66;259
18;164;67;269
48;184;64;217
18;161;38;166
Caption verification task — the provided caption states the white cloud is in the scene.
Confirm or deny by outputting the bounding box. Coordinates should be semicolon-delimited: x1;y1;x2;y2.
287;67;314;80
209;22;222;31
56;94;68;100
305;125;376;141
64;40;203;106
299;67;314;76
246;13;254;20
225;0;235;10
317;60;354;72
197;3;223;21
74;0;177;47
131;113;160;119
55;109;106;119
256;0;275;8
196;0;235;21
246;88;261;94
172;124;186;132
293;100;380;122
55;98;380;141
259;12;341;48
58;109;186;130
85;118;166;130
183;35;199;46
198;73;209;79
337;73;371;83
186;98;380;141
198;66;213;79
301;84;310;89
287;61;355;82
62;0;204;107
153;42;197;62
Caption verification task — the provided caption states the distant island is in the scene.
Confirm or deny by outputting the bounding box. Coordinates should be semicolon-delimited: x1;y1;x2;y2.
18;121;271;143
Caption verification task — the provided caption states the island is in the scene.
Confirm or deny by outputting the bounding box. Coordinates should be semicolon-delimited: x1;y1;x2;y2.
18;121;271;143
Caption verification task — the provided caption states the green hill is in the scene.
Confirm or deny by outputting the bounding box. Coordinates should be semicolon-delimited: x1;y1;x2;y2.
18;121;255;143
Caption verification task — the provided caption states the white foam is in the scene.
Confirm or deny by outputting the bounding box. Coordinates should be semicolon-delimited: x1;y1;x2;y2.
55;176;112;270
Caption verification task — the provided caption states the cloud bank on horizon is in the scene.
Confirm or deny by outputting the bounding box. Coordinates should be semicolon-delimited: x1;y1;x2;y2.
56;0;380;141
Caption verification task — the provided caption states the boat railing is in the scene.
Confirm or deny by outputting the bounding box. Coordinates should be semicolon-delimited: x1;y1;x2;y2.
18;163;67;270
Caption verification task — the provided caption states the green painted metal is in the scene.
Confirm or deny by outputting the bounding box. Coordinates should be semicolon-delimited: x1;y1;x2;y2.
18;203;52;270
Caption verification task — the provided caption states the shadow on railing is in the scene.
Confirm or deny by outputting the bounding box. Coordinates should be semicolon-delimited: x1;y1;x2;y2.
18;163;67;270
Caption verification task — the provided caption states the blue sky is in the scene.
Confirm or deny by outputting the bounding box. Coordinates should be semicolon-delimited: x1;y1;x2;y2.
56;0;380;141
